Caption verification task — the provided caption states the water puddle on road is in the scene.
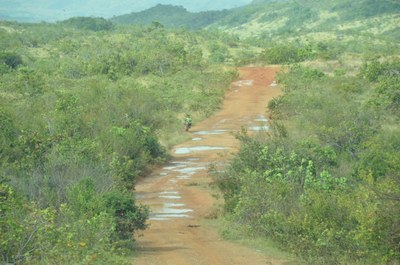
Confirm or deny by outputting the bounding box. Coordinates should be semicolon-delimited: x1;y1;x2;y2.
177;175;191;180
163;161;194;170
159;195;181;199
159;191;180;199
255;116;269;122
192;137;203;141
160;191;179;195
149;202;193;220
165;203;185;207
174;166;206;175
150;213;191;220
193;130;229;135
248;126;270;131
175;146;227;154
232;80;254;87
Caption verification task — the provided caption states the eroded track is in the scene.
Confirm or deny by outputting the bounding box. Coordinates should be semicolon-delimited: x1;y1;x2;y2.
133;67;291;265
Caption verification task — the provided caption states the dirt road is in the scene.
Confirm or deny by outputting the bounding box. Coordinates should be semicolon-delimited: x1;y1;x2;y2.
133;67;292;265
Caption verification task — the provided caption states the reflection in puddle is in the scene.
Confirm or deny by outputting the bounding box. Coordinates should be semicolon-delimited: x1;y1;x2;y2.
248;126;270;131
162;208;192;214
233;80;254;87
149;202;193;220
174;166;206;175
255;116;269;122
192;138;202;141
165;203;185;207
193;130;229;135
149;213;191;220
158;191;182;199
177;175;191;180
171;161;193;165
150;217;169;221
159;195;181;199
175;146;227;154
163;161;193;170
160;191;179;194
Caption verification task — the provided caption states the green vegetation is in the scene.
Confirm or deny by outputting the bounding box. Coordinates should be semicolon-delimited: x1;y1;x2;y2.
207;1;400;263
111;0;400;49
1;0;400;264
0;20;238;264
60;17;114;31
214;60;400;264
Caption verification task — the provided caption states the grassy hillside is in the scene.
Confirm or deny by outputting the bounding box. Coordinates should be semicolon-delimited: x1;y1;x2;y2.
113;0;400;56
214;0;400;45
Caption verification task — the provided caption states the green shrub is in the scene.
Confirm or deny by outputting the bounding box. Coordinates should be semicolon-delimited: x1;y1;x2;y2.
103;191;149;240
0;51;23;69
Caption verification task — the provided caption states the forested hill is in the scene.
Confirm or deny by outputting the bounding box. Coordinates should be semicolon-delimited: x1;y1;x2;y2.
114;0;400;42
111;4;230;30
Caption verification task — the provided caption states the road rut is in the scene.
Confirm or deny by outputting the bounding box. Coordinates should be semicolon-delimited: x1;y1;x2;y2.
133;67;292;265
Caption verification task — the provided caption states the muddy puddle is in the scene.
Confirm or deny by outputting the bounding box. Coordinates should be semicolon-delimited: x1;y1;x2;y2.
173;166;206;174
255;116;269;122
177;175;191;180
149;200;193;220
232;80;254;87
156;190;181;199
193;130;229;135
175;146;227;154
163;162;194;171
247;126;270;131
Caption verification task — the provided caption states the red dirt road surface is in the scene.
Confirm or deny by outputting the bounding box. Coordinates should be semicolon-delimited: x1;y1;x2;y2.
133;67;295;265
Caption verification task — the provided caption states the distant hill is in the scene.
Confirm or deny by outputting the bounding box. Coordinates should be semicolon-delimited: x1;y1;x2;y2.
113;0;400;45
0;0;252;22
111;4;231;30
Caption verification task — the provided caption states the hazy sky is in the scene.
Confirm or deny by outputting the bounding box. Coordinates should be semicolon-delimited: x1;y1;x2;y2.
0;0;253;22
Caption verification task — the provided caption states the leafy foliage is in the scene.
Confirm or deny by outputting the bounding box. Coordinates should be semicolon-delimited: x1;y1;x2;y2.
260;44;315;64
